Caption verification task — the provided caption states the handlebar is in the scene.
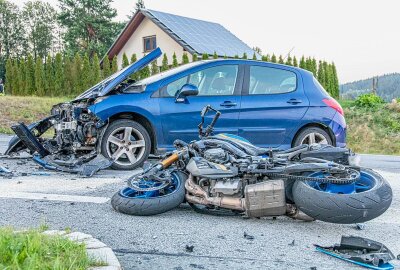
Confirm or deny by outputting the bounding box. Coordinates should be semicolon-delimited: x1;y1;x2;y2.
198;105;221;138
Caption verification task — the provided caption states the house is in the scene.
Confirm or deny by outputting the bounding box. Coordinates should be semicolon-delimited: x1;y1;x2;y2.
104;9;258;68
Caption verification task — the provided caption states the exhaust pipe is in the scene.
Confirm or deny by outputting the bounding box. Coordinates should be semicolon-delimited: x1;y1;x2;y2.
185;174;245;211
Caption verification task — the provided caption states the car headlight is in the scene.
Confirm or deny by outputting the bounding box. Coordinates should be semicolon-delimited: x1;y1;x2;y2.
94;96;109;104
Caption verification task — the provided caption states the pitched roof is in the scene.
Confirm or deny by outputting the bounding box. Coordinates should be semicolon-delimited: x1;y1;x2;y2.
105;9;258;59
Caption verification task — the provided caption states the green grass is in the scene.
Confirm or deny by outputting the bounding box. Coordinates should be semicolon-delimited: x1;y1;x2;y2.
0;227;105;270
340;100;400;155
0;96;68;134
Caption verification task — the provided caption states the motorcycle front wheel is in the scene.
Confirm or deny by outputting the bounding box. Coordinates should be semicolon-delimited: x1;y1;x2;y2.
292;168;392;224
111;171;187;216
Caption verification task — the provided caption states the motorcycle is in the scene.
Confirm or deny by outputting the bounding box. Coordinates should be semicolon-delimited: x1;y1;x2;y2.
111;106;392;224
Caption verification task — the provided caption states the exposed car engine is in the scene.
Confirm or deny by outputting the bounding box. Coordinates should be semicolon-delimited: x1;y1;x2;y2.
49;101;100;155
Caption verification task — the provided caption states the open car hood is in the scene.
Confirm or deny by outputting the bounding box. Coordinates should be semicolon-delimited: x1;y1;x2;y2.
75;48;162;100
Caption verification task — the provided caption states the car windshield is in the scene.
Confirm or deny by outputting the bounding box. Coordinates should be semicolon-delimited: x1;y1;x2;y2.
132;61;205;86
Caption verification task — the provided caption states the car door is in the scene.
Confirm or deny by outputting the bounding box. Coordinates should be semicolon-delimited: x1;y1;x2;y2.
238;64;309;148
157;63;243;149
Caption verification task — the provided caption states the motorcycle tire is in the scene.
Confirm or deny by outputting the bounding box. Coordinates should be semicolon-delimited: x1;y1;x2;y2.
111;171;187;216
292;168;392;224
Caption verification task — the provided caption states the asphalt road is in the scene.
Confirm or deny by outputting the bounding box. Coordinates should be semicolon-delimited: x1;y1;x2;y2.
0;134;399;270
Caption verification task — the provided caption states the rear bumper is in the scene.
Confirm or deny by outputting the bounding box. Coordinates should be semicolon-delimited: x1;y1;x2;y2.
329;112;347;147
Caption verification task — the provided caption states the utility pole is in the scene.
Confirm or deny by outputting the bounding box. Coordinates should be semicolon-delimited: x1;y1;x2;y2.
372;76;378;95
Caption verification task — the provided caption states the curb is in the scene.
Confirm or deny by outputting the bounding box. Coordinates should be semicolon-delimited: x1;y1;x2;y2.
43;230;122;270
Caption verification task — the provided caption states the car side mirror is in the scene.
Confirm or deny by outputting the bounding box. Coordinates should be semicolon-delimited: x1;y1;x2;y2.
175;84;199;103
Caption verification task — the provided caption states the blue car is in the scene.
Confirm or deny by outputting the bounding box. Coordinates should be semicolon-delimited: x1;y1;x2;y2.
7;48;346;170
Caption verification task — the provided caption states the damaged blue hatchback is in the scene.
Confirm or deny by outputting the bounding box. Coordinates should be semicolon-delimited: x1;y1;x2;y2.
7;48;346;170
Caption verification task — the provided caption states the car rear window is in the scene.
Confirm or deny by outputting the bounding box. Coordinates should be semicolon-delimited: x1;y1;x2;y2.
249;66;297;95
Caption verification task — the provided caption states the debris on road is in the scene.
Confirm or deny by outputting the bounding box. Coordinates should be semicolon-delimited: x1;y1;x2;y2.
356;223;366;230
315;236;395;269
289;240;296;246
243;232;254;240
185;245;194;253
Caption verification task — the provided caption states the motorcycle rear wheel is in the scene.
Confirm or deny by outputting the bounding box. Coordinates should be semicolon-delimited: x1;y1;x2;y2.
292;168;392;224
111;171;187;216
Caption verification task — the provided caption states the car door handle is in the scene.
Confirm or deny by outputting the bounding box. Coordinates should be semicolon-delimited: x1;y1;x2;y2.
287;98;302;104
220;101;237;108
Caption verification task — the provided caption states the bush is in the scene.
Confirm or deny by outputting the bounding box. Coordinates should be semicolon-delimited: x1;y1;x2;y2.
355;93;384;108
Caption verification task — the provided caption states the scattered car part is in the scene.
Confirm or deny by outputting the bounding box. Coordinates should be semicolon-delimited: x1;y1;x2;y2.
315;236;395;270
112;105;392;223
0;166;13;178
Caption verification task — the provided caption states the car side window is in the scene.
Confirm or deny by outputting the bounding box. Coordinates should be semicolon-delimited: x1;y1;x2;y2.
249;66;297;95
188;65;238;96
166;76;188;97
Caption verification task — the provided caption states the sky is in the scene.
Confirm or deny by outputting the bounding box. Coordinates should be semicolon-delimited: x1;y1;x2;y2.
12;0;400;83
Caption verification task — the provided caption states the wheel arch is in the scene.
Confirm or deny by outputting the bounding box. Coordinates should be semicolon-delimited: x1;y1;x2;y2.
291;122;336;147
108;112;157;154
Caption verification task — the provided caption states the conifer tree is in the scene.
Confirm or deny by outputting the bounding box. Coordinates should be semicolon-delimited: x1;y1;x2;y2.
242;53;248;59
122;53;129;68
299;56;306;69
234;55;239;59
323;61;330;92
202;53;209;60
81;53;91;89
54;53;64;96
151;60;159;75
262;54;270;62
73;53;82;95
311;58;318;76
102;56;111;79
45;54;54;96
182;52;189;64
130;54;138;81
213;51;218;59
111;56;118;73
252;53;257;60
305;57;312;72
317;61;325;87
26;54;35;95
172;52;179;67
18;59;26;95
331;62;339;98
271;54;277;63
223;55;227;59
278;55;284;64
5;58;13;95
140;65;151;79
12;60;20;95
34;57;45;96
161;54;169;71
92;53;101;84
285;55;293;66
63;56;73;96
192;53;198;62
293;56;298;67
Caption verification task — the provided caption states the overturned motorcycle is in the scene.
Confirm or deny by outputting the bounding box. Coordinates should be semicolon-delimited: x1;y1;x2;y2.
112;106;392;224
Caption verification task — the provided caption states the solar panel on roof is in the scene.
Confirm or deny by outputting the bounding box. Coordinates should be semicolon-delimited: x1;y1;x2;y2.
146;9;259;59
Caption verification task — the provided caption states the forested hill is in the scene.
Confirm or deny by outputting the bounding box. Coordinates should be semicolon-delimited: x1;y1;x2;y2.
340;73;400;101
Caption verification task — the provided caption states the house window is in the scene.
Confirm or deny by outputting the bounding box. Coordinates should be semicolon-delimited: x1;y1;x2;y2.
143;36;157;52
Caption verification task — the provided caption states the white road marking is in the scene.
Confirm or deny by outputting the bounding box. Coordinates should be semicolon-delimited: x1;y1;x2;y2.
0;192;110;204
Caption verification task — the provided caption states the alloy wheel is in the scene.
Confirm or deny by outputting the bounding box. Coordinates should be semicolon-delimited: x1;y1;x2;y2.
300;132;329;145
106;127;146;166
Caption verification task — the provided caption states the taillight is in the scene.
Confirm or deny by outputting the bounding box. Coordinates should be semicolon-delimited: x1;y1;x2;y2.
323;98;344;116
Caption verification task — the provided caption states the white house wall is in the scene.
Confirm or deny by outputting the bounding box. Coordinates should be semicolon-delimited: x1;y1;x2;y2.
116;17;192;68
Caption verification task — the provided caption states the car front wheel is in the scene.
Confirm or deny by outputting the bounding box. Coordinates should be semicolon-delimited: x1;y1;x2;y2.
101;119;151;170
293;127;333;146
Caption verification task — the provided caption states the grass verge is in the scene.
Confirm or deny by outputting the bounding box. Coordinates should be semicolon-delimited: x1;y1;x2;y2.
0;227;105;270
0;96;68;134
340;100;400;155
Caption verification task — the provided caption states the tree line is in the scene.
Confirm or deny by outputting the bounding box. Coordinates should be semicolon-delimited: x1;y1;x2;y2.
5;50;339;98
1;0;339;98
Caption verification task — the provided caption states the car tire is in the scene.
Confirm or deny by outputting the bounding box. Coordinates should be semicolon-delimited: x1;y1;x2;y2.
101;119;151;170
292;168;392;224
293;127;333;146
